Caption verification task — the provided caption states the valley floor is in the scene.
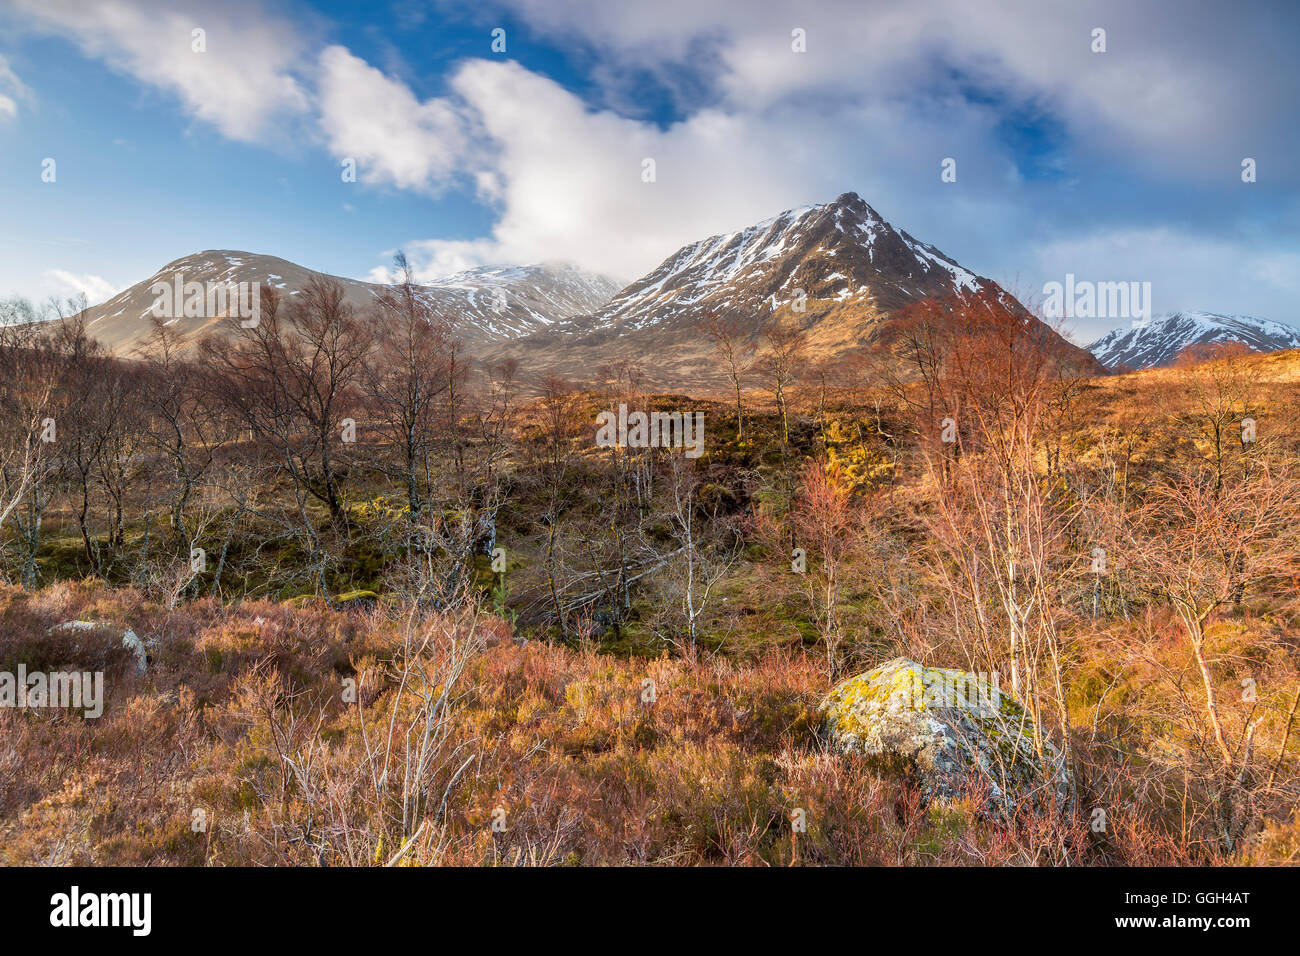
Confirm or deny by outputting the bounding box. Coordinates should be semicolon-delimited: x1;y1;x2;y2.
1;580;1295;866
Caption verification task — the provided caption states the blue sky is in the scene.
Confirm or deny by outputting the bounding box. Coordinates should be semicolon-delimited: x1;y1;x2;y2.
0;0;1296;343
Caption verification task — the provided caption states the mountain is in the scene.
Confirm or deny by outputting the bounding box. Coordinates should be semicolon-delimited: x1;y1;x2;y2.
421;263;623;338
1087;310;1300;370
80;250;621;355
556;192;998;337
78;194;1102;387
493;192;1100;383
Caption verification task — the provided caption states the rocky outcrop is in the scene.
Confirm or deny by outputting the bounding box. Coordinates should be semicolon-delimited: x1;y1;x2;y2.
819;657;1070;810
48;620;148;676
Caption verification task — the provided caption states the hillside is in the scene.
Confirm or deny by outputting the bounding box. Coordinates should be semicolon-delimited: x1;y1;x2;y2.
76;194;1103;388
488;193;1101;386
1;339;1298;867
79;250;621;356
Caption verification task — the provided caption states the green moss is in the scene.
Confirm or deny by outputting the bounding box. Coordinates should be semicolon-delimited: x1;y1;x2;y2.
821;659;1045;777
333;589;379;604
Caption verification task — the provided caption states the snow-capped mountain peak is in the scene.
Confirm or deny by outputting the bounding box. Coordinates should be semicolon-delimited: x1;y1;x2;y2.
1087;310;1300;370
565;191;996;334
491;191;1102;384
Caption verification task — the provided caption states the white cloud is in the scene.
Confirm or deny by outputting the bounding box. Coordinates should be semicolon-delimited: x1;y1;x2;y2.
431;59;822;278
350;1;1296;326
1033;228;1300;343
354;55;1029;285
41;270;123;306
317;45;465;192
367;239;500;283
7;0;311;141
0;55;31;120
485;0;1294;178
5;0;1294;328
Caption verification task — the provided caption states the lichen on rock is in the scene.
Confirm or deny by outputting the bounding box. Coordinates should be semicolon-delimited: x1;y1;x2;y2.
819;657;1070;810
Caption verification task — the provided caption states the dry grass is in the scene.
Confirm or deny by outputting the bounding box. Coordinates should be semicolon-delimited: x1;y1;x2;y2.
2;580;1282;866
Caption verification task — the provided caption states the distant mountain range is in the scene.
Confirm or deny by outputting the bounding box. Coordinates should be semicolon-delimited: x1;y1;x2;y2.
80;251;621;355
1087;310;1300;370
77;192;1113;384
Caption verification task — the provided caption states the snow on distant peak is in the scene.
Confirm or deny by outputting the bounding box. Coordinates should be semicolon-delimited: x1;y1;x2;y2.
78;250;623;353
1088;310;1300;370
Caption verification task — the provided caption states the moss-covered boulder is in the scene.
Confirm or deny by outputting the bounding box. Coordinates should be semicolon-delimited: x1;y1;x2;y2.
819;657;1070;810
332;590;379;609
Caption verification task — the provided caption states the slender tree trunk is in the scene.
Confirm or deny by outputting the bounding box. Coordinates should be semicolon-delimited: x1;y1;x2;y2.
1186;611;1234;767
733;377;744;443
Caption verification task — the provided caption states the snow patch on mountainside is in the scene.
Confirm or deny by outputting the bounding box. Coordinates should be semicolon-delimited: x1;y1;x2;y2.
1088;310;1300;370
80;251;622;354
